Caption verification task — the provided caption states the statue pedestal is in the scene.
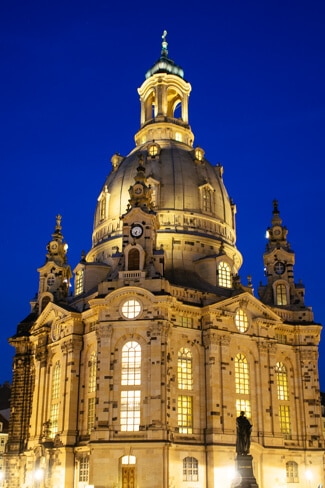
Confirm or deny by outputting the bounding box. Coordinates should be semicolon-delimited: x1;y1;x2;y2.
232;455;259;488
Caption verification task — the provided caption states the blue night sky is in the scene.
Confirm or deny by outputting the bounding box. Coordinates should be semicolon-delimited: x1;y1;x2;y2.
1;1;325;389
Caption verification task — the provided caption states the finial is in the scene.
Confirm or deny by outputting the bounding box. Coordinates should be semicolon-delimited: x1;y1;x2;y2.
55;214;62;232
273;199;279;214
161;30;168;57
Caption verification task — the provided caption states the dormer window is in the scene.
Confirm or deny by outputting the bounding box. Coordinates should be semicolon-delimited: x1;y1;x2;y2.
148;143;159;158
218;261;232;288
75;269;84;295
275;283;288;306
194;147;204;162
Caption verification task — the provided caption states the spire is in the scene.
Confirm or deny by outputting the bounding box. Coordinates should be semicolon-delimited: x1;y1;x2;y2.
266;200;289;250
161;30;168;57
127;155;154;212
46;215;69;266
52;214;63;242
145;31;184;79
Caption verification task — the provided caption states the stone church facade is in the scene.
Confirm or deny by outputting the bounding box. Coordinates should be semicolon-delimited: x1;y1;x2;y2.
4;34;324;488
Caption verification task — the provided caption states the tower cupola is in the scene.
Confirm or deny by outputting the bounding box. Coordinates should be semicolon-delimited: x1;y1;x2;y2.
135;30;194;146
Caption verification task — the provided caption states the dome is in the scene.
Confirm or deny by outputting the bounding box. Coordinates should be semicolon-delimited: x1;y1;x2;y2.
87;34;242;287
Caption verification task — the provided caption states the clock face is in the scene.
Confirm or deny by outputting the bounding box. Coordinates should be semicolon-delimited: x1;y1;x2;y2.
274;261;286;275
131;225;143;238
134;186;143;195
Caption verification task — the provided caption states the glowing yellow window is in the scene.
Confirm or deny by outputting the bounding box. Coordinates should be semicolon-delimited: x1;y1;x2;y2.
121;391;141;431
121;342;141;386
235;309;249;333
121;299;142;319
235;354;249;394
177;348;193;390
279;404;291;436
276;362;289;400
218;262;231;288
276;283;287;305
177;395;193;434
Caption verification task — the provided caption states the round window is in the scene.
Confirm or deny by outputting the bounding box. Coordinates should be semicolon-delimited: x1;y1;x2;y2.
121;299;142;319
235;309;249;333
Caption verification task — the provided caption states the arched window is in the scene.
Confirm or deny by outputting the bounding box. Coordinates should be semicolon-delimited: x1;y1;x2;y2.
218;261;231;288
235;309;249;333
121;342;141;432
235;353;251;418
177;348;193;390
276;362;291;438
50;361;60;438
286;461;299;483
276;362;289;400
183;457;198;481
276;283;288;305
75;269;84;295
87;352;97;434
100;196;106;220
122;342;141;386
177;348;193;434
202;187;212;212
128;248;140;270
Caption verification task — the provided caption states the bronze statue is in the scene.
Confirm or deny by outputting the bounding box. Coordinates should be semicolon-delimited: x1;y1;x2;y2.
236;411;252;455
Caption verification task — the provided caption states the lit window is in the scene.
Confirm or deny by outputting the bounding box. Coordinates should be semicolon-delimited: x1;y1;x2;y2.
276;283;288;305
75;269;84;295
235;309;249;333
276;362;289;401
50;361;60;438
121;342;141;386
286;461;299;483
218;262;231;288
175;132;182;142
88;352;97;393
100;196;106;220
180;316;193;328
279;404;291;437
235;354;249;395
121;455;136;465
177;395;193;434
183;457;198;481
202;187;212;213
236;399;251;419
121;299;142;319
178;348;193;390
79;456;89;483
195;147;204;161
148;144;159;157
87;397;96;434
121;391;141;431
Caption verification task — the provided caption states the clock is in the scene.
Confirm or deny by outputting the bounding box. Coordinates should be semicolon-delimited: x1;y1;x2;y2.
273;226;282;237
274;261;286;275
50;241;58;251
134;185;143;195
131;224;143;238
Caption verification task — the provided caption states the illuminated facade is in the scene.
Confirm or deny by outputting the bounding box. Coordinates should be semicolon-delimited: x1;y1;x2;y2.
5;34;325;488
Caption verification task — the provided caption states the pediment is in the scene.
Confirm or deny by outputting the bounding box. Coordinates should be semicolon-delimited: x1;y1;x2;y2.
31;302;72;333
208;291;282;324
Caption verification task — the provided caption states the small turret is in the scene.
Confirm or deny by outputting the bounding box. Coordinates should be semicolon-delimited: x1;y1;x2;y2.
258;202;314;323
34;215;72;313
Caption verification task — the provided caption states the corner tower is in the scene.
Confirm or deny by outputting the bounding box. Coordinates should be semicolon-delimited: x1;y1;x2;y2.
258;200;313;322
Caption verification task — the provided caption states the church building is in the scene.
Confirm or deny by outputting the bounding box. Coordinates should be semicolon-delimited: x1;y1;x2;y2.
4;33;324;488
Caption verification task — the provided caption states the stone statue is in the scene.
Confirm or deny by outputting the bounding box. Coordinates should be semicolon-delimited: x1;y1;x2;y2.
236;411;252;455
